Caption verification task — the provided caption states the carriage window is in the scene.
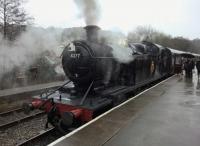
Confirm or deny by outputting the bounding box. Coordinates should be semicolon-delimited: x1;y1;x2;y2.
135;44;145;54
175;56;182;64
146;45;159;54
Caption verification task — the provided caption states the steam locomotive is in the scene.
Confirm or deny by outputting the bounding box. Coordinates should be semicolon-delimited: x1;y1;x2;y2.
23;25;193;133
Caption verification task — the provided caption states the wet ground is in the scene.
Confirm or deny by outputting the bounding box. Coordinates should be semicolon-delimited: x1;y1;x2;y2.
104;74;200;146
51;72;200;146
0;81;64;112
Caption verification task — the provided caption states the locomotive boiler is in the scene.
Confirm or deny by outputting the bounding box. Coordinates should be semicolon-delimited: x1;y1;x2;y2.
23;25;174;132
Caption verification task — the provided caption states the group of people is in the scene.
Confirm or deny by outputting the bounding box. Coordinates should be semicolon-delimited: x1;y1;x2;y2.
183;59;200;78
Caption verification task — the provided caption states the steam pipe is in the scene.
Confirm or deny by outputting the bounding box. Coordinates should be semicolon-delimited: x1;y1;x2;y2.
42;80;71;99
80;81;94;105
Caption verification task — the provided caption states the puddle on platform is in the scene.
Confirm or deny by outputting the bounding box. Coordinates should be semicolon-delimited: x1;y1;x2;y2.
184;90;194;95
196;81;200;90
148;90;166;97
196;91;200;96
180;100;200;108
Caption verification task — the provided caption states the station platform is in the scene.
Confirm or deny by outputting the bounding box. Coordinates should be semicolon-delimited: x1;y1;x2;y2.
0;81;65;112
50;74;200;146
0;81;65;98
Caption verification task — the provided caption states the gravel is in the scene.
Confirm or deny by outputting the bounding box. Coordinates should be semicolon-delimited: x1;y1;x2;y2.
0;109;41;125
0;114;53;146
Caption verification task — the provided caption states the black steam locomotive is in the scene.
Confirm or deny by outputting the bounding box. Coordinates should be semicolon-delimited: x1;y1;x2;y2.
23;25;185;132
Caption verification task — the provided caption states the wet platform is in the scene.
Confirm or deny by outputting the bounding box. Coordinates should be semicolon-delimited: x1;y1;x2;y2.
0;81;66;112
0;81;64;98
50;73;200;146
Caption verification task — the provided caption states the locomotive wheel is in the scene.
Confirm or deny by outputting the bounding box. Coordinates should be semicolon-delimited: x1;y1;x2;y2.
57;119;71;134
61;112;74;127
47;107;71;133
56;112;75;134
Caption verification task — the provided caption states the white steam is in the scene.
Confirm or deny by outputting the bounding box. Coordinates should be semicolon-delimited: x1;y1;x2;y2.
61;27;86;43
0;27;63;81
99;30;134;63
111;44;134;63
74;0;101;25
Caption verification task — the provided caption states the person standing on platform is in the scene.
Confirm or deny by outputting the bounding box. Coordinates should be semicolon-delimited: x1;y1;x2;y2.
184;60;190;77
196;60;200;79
189;59;195;77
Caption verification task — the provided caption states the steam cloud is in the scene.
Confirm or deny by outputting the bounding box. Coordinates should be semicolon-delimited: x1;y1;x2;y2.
0;26;89;89
0;27;64;85
74;0;101;25
99;30;134;63
73;0;133;63
111;44;134;63
61;27;86;43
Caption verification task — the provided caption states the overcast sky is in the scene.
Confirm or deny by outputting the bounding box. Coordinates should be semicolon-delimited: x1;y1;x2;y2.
25;0;200;39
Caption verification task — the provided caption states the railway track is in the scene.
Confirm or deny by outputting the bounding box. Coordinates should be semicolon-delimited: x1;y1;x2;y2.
0;109;52;146
0;108;23;116
0;111;45;130
0;108;44;129
0;82;70;145
17;128;63;146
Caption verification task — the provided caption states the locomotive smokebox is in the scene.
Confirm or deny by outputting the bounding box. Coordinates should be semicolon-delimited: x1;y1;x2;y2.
84;25;100;42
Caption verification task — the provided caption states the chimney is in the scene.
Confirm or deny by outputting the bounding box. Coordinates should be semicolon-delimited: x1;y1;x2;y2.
84;25;100;42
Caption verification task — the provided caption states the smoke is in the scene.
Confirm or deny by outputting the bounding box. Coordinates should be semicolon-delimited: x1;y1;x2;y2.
74;0;101;25
0;26;64;87
98;30;134;63
111;44;134;63
61;27;86;43
72;0;134;63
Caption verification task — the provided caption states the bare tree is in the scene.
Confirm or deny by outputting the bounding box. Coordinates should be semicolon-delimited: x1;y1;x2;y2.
0;0;32;40
128;26;157;42
190;39;200;53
